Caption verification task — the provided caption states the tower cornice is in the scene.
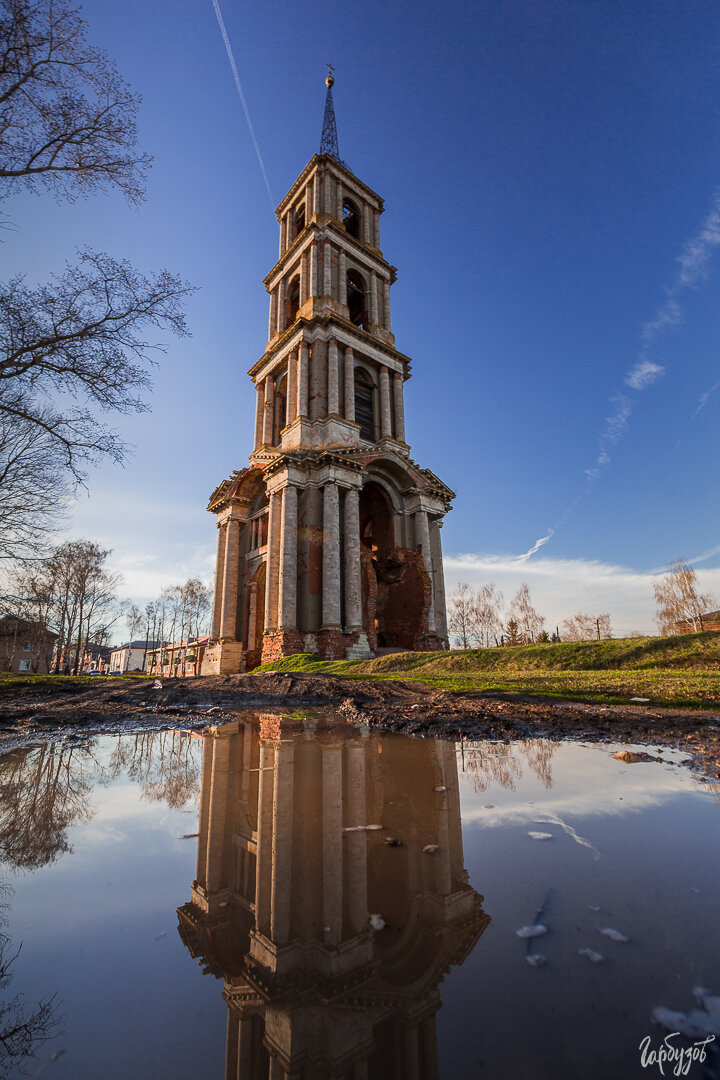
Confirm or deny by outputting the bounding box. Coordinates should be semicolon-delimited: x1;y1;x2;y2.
247;315;412;381
263;220;396;290
275;154;385;218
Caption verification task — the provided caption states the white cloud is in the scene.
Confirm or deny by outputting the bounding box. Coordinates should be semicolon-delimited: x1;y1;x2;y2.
676;193;720;288
516;529;554;563
444;551;720;635
625;359;665;391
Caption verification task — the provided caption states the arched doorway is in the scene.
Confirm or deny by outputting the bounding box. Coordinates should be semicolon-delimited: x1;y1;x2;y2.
245;562;266;670
359;481;425;652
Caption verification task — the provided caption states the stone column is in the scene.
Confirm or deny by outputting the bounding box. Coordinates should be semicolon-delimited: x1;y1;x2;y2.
327;339;339;415
322;742;343;945
339;249;347;306
379;366;392;438
220;517;240;639
254;741;274;935
287;351;297;425
313;170;321;216
393;372;405;441
276;283;284;335
344;346;355;421
370;270;378;325
336;178;343;219
262;376;274;445
343;488;362;629
279;216;286;257
322;482;341;627
195;738;213;887
323;240;332;296
363;206;371;245
278;485;297;629
270;741;294;942
431;521;447;641
415;509;436;633
254;383;264;449
205;733;231;891
268;288;277;341
300;252;308;306
323;170;331;215
383;278;392;331
235;1018;253;1077
310;241;319;297
264;492;280;632
297;343;309;417
373;208;380;247
210;522;226;638
345;740;367;934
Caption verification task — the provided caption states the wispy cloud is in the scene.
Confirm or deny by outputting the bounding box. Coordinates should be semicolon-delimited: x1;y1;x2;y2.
516;529;554;563
584;395;632;486
625;358;664;391
692;377;720;420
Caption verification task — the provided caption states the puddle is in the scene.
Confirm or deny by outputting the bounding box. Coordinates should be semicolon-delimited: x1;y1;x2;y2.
0;717;718;1079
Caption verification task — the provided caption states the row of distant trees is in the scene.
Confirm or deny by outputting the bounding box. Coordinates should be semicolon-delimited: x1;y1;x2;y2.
2;538;210;674
447;581;612;648
448;557;715;648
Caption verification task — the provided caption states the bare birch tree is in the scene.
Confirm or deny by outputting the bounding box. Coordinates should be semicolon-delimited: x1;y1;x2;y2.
447;583;475;649
653;558;714;635
509;583;545;644
473;582;504;647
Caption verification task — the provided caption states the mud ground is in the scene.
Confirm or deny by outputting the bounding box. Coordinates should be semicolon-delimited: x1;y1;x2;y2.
1;673;718;782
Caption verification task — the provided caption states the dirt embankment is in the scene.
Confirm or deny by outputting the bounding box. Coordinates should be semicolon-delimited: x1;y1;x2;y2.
1;673;719;781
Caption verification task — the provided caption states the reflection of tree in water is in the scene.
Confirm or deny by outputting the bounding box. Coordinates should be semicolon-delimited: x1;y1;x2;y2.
108;731;201;808
0;744;106;870
0;884;63;1075
462;739;557;793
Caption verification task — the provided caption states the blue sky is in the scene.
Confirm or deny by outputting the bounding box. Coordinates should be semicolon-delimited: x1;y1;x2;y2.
7;0;720;636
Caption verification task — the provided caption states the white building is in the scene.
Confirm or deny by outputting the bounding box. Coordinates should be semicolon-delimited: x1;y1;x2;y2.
109;640;159;673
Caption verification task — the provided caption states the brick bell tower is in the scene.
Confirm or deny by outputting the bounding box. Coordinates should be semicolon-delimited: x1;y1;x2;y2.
202;73;454;674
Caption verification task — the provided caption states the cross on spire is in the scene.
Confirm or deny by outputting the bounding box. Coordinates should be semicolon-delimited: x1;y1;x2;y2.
319;65;340;160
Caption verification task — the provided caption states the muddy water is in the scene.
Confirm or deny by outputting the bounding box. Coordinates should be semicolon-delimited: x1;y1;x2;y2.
0;718;718;1079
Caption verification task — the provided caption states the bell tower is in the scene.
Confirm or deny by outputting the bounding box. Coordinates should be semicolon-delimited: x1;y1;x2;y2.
202;75;455;673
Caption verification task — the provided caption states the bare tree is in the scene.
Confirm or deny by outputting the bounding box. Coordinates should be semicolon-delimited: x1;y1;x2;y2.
0;251;193;483
447;583;475;649
0;0;195;560
0;0;150;203
473;582;504;648
561;612;612;641
509;583;545;644
0;412;71;561
654;557;715;635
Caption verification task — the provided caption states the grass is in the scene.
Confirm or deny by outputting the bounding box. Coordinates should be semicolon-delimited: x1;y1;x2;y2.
255;632;720;710
0;673;149;688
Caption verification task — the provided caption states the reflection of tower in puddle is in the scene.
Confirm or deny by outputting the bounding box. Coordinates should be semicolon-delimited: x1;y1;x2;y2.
178;716;489;1078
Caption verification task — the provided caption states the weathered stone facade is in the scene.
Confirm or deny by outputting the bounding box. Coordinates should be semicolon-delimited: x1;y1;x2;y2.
202;142;454;674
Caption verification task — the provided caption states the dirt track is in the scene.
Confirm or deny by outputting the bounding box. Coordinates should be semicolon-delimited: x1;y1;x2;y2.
1;673;719;782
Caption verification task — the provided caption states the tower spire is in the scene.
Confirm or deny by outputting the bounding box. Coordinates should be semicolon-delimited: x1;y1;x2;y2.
319;65;340;160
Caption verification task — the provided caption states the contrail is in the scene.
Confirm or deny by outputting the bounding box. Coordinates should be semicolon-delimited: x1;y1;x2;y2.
516;529;554;563
211;0;275;211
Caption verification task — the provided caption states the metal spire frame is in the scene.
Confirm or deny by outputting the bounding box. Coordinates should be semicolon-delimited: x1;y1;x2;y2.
319;65;340;160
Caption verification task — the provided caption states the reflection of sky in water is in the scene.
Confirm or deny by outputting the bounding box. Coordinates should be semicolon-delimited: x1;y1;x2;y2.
0;727;718;1080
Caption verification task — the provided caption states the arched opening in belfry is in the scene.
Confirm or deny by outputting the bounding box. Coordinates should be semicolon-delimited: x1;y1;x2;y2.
346;269;367;328
294;202;305;237
359;480;424;652
354;367;376;441
286;275;300;325
343;197;360;239
273;371;287;444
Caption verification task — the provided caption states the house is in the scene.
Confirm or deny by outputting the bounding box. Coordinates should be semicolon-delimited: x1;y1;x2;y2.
146;637;209;678
109;640;160;673
0;615;58;674
79;643;113;673
675;610;720;634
